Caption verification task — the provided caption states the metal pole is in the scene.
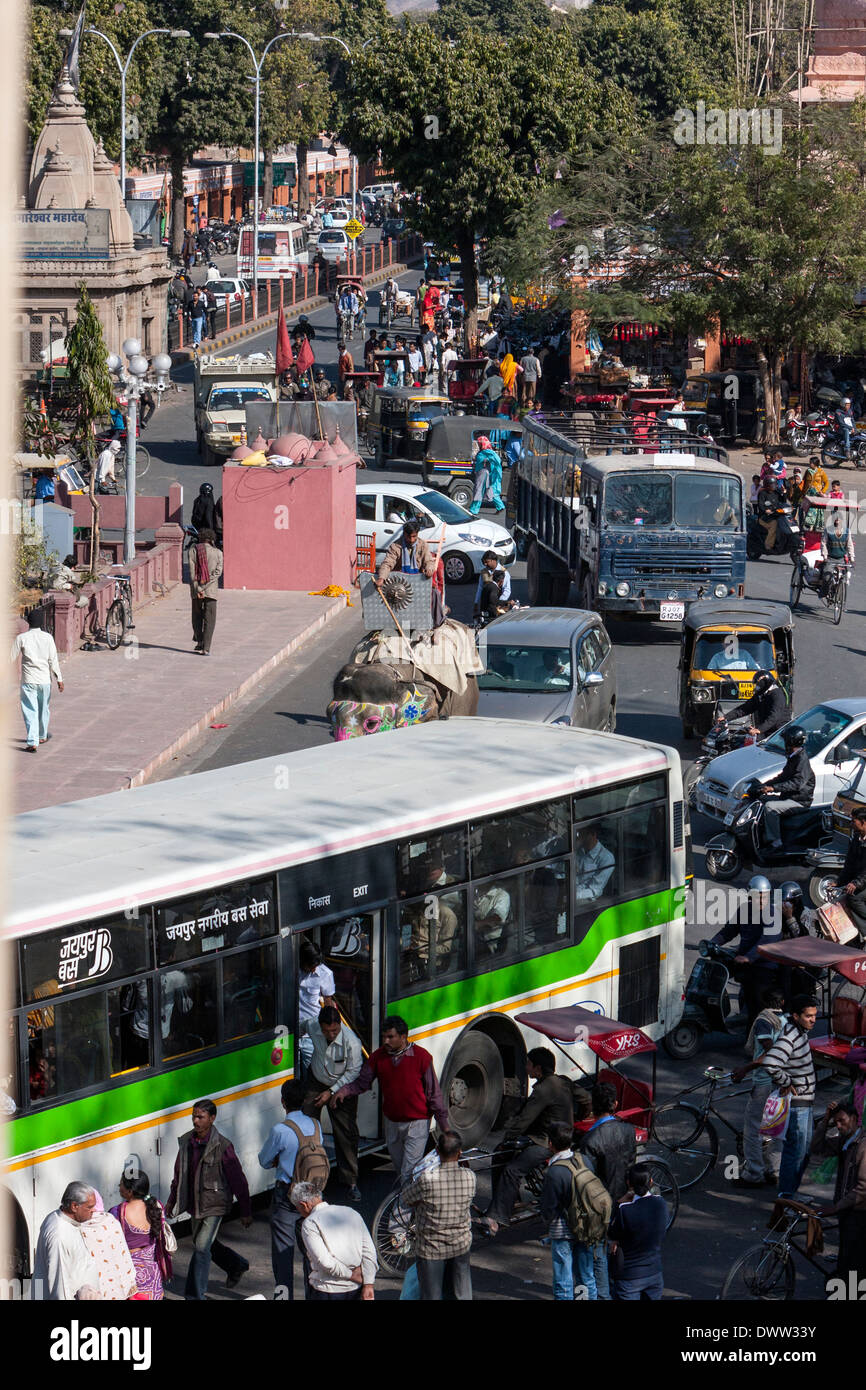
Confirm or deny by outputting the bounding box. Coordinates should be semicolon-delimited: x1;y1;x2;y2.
253;63;260;305
124;390;137;564
120;60;127;201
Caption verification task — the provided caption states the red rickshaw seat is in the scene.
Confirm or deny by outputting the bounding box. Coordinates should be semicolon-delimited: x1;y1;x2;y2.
597;1067;653;1129
832;996;861;1038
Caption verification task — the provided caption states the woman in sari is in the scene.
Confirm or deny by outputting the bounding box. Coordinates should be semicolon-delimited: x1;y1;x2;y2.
499;353;522;397
80;1191;138;1300
110;1169;170;1300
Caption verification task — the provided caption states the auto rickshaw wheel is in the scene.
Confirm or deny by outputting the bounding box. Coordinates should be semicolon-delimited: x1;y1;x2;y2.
663;1021;702;1060
449;479;475;509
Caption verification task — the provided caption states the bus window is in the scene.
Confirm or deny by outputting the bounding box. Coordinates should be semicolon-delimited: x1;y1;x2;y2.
621;804;667;894
21;915;151;1002
161;960;218;1059
399;892;466;989
473;877;517;960
30;992;109;1100
222;944;277;1042
523;859;569;948
574;817;618;906
3;1018;18;1114
322;914;373;1044
110;981;151;1074
397;829;467;897
574;775;666;821
470;799;569;879
155;878;276;965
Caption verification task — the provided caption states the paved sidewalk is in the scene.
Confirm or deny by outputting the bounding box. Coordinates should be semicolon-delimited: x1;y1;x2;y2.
10;587;345;813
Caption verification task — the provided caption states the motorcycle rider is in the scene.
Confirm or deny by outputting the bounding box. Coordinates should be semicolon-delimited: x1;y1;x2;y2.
337;284;358;336
817;511;855;597
833;396;856;459
711;874;780;1022
725;670;788;740
754;474;786;552
831;804;866;938
759;725;816;850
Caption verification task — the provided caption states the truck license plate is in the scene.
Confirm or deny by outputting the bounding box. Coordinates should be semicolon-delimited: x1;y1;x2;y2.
660;602;685;621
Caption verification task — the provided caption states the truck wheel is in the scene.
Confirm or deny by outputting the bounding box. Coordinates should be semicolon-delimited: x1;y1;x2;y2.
579;573;595;612
548;572;571;606
442;1030;504;1147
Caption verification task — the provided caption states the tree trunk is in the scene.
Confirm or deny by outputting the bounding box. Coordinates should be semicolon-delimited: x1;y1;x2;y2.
262;148;274;216
170;149;186;257
457;231;478;355
88;468;101;577
756;346;783;445
296;141;310;215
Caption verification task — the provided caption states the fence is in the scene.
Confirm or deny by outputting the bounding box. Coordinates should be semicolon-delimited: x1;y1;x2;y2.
167;233;424;352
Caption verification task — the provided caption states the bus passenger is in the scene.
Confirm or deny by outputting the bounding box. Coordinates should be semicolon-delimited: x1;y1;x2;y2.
575;825;616;901
473;881;512;954
298;939;336;1084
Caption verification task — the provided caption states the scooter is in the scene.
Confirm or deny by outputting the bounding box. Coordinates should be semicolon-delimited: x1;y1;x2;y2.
821;429;866;469
746;505;802;562
704;778;831;882
685;718;756;802
664;941;750;1059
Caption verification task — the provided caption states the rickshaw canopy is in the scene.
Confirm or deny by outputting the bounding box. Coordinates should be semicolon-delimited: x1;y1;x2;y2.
758;938;866;984
515;1005;657;1061
683;600;793;634
426;415;522;456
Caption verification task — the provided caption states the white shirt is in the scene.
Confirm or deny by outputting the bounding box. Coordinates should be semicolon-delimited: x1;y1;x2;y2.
441;347;458;373
206;265;220;282
299;963;336;1022
11;628;61;685
300;1201;378;1294
32;1210;99;1300
575;839;616;900
97;446;118;483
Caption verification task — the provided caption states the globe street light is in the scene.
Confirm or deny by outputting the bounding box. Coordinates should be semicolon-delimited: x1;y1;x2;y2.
107;343;172;563
61;26;190;197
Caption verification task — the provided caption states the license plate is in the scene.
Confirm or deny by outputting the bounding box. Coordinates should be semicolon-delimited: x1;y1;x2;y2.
737;683;754;699
703;792;726;811
723;812;734;826
660;602;685;621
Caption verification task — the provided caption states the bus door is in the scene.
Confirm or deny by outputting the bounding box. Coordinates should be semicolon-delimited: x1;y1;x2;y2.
297;914;382;1143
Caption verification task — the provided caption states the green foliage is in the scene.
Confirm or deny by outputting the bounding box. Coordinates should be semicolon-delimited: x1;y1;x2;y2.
15;522;58;592
432;0;553;42
65;284;115;461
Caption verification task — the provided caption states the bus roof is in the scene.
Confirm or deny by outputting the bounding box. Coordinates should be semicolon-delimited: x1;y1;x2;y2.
5;720;674;940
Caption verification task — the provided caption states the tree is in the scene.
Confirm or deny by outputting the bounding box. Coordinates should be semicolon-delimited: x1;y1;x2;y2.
432;0;554;41
342;26;628;345
65;284;116;573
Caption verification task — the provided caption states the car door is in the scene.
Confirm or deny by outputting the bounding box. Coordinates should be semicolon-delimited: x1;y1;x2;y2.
570;631;590;727
356;491;379;549
820;720;866;802
577;629;605;729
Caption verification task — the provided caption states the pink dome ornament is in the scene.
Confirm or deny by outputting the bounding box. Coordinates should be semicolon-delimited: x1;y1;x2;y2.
249;429;268;453
268;432;309;458
230;443;253;460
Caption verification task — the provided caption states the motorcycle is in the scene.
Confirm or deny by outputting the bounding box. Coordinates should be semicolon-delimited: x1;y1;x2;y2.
685;718;756;803
664;942;750;1059
783;410;833;456
821;429;866;469
746;504;802;562
704;778;831;882
804;844;847;908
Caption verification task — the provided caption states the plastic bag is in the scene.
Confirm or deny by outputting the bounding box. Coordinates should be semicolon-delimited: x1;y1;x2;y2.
760;1089;790;1138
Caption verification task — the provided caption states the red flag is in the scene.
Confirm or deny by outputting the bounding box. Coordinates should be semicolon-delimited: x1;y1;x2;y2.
276;310;293;374
296;336;314;375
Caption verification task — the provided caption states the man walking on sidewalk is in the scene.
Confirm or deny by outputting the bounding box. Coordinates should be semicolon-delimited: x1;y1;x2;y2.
189;527;222;655
334;1015;450;1184
165;1098;252;1300
11;610;64;752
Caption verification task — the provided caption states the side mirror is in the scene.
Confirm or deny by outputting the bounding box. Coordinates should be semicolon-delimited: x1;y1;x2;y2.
585;671;604;687
830;742;852;765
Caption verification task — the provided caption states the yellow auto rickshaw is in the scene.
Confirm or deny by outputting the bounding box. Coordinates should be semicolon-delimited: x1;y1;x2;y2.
364;385;451;464
678;599;794;738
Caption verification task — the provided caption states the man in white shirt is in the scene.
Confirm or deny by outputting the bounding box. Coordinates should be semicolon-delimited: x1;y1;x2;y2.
302;1004;364;1201
292;1182;377;1300
298;939;336;1083
32;1182;101;1299
11;610;64;752
96;438;121;491
474;883;512;954
575;825;616;901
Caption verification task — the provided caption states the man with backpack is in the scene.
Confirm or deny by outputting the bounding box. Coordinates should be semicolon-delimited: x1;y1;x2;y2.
540;1121;612;1300
258;1079;330;1299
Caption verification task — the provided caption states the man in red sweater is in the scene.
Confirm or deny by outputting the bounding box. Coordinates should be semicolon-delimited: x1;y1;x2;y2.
334;1015;450;1183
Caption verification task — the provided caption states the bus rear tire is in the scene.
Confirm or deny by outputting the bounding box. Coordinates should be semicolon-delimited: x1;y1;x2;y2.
442;1031;504;1147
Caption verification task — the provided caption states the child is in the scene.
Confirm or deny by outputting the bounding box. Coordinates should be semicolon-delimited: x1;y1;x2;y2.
829;479;845;499
473;550;516;620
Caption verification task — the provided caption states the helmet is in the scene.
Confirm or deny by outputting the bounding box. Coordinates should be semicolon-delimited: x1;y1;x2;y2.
199;482;213;495
748;874;772;894
753;671;774;692
783;725;806;749
779;881;803;905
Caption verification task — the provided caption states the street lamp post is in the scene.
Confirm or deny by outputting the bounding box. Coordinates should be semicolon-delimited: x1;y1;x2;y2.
60;26;190;197
106;344;172;564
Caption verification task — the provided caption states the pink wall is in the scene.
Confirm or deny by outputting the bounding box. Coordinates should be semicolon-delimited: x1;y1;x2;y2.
221;463;357;591
56;482;183;531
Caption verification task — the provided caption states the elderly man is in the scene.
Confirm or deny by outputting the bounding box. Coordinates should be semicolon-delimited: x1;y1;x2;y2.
292;1182;377;1300
32;1181;101;1299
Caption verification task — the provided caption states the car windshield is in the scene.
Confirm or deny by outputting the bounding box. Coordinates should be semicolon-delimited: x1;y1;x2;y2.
416;491;472;523
764;704;853;756
604;473;672;526
479;645;573;693
674;474;741;527
319;232;346;244
694;632;775;672
208;387;272;411
211;281;240;295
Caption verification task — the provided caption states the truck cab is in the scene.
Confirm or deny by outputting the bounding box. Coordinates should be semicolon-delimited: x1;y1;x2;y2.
194;354;278;467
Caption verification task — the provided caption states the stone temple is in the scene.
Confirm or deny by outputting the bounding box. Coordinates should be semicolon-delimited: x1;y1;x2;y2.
800;0;866;101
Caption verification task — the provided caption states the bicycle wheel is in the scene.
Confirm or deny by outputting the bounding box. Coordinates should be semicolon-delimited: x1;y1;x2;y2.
789;564;803;608
636;1156;679;1231
104;598;127;650
135;445;150;480
371;1189;415;1276
651;1102;719;1189
719;1242;796;1300
833;576;845;625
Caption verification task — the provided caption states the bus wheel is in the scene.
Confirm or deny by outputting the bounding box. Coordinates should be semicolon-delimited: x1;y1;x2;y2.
443;1031;504;1147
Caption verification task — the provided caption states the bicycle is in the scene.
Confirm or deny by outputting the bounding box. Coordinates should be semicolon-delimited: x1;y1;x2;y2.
789;556;849;625
719;1200;837;1300
82;574;134;651
651;1065;749;1190
371;1142;679;1276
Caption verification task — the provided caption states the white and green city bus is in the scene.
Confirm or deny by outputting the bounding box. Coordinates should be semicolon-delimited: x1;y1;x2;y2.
2;719;687;1272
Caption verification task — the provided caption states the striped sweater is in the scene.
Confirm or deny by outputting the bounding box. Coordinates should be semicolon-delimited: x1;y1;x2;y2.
759;1021;816;1102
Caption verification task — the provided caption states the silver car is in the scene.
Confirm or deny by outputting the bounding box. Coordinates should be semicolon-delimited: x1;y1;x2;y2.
477;609;617;730
692;697;866;821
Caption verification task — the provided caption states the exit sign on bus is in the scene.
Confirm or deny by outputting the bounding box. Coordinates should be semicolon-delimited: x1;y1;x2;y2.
345;218;364;240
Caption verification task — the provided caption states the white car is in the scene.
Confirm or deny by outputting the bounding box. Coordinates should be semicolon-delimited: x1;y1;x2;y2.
316;229;351;263
356;482;515;584
314;201;351;230
692;698;866;821
203;277;250;311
